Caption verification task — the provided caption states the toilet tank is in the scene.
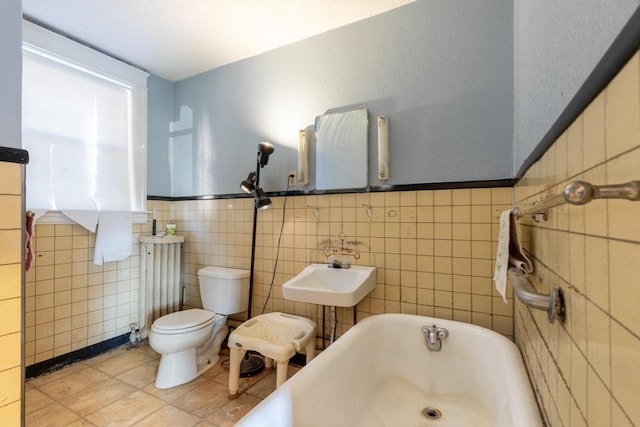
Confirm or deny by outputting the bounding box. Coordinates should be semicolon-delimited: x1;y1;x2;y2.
198;266;250;315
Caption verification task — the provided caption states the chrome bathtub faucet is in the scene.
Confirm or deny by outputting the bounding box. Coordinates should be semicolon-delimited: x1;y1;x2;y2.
422;325;449;351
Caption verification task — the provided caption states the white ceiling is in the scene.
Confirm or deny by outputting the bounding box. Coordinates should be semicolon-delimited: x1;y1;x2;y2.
22;0;414;82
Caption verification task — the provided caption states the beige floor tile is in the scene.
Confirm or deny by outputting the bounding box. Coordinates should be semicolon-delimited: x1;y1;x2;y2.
132;405;201;427
25;402;80;427
116;361;158;388
171;380;232;419
206;393;261;427
38;366;110;400
83;346;128;367
26;361;87;388
288;365;302;376
25;344;278;426
142;374;209;403
201;358;229;380
94;351;154;376
210;362;271;394
67;420;98;427
85;390;165;427
244;365;300;400
244;371;277;399
25;388;54;414
61;377;136;416
136;344;161;360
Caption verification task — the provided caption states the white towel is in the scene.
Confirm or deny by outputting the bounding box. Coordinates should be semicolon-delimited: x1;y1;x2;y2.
507;210;533;276
93;211;133;265
63;210;99;233
493;209;533;302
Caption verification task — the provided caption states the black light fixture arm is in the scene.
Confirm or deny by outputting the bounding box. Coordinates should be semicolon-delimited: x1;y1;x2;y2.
246;142;274;318
247;152;261;319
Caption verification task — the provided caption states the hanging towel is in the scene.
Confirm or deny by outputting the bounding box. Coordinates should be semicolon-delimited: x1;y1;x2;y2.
25;212;35;271
63;210;99;233
493;209;533;302
93;211;133;265
25;209;49;271
507;210;533;275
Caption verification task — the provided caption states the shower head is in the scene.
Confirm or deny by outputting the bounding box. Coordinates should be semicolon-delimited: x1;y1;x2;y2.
240;172;256;193
258;142;275;167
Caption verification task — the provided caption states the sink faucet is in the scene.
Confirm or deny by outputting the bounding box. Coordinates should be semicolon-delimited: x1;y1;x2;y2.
328;255;351;269
323;234;361;269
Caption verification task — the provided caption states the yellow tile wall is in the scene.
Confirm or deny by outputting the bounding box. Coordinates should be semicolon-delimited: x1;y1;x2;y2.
158;186;514;343
0;161;23;425
25;223;145;366
514;51;640;426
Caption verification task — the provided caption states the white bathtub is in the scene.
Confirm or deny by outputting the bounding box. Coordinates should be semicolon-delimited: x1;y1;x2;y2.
236;313;542;427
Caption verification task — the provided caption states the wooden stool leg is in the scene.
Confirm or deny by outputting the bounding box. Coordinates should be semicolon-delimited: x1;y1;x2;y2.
229;348;246;398
305;339;316;363
275;360;289;388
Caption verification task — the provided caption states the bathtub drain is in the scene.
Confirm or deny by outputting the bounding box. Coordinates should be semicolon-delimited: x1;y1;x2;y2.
422;407;442;420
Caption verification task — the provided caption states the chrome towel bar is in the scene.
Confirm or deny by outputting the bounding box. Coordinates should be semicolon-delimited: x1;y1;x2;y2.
508;267;564;323
515;180;640;220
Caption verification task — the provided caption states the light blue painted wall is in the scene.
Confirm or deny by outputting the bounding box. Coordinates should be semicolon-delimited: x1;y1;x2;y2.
513;0;639;173
0;0;22;149
148;0;639;197
147;74;174;196
166;0;514;196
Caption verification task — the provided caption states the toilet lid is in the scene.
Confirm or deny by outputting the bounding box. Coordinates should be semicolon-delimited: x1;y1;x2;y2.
152;308;216;333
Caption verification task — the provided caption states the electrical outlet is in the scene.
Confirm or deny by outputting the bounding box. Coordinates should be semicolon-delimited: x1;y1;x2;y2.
288;171;297;187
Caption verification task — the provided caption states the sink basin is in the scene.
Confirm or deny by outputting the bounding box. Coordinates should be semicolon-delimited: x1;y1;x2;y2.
282;264;377;307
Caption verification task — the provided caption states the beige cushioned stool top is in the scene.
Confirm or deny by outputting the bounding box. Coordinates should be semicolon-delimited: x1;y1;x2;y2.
228;312;316;361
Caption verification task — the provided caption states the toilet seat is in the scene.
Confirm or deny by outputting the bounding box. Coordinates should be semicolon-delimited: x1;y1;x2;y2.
151;308;216;335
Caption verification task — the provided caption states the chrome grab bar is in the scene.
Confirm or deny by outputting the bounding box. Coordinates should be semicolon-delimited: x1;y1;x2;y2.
515;180;640;220
508;267;564;323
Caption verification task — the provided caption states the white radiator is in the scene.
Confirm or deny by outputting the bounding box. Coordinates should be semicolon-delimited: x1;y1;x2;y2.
139;235;185;329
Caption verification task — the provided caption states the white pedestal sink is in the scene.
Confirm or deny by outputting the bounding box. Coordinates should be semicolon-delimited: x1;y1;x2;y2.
282;264;377;307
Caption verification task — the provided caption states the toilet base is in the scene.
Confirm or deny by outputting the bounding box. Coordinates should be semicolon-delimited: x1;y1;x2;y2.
155;347;199;389
153;316;229;389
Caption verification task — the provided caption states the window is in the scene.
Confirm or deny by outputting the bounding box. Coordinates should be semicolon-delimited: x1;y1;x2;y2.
22;20;148;226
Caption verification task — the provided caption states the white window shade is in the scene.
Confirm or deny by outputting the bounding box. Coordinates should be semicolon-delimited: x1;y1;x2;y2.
22;20;148;221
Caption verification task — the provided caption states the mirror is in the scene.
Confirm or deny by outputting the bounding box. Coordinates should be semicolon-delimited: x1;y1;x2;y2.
315;108;368;190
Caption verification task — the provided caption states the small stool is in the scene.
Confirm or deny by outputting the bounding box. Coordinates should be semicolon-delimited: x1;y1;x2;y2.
227;312;316;398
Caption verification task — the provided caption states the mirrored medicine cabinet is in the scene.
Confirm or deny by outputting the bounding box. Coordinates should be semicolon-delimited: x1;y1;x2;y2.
314;108;368;191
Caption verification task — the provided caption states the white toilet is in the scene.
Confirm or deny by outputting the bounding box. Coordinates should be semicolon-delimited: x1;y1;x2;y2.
149;266;249;389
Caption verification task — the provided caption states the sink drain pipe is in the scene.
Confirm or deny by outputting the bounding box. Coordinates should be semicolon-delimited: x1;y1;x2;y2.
321;305;342;348
330;306;337;344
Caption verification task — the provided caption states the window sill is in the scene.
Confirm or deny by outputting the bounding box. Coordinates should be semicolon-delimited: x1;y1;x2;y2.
35;211;149;225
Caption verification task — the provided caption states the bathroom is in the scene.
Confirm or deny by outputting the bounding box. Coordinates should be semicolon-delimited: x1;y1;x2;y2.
1;0;639;426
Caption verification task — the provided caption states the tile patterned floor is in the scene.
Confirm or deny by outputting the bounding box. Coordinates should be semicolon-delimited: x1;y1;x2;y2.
26;344;297;426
